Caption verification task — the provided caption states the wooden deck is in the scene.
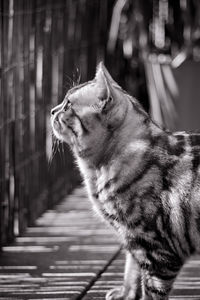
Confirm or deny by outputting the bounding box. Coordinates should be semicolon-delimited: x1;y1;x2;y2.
0;186;200;299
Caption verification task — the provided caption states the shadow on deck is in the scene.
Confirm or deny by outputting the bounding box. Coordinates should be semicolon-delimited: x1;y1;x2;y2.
0;187;199;299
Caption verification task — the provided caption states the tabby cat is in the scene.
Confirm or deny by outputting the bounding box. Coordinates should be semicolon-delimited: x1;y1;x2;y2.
51;62;200;300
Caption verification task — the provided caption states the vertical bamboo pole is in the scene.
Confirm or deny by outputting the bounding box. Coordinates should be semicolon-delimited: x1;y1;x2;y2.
3;0;12;243
13;0;27;235
43;0;53;208
0;0;7;247
22;0;32;227
33;0;46;220
28;0;36;224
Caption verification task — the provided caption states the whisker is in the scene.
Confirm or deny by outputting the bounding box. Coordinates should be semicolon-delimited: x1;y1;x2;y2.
48;134;59;166
61;141;67;164
63;74;74;90
57;140;66;165
72;67;81;87
76;67;81;85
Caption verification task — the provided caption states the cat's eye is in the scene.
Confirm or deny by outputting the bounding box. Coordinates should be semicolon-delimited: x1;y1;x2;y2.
63;101;72;111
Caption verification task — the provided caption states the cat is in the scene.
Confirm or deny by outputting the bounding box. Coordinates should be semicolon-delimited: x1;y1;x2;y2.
51;62;200;300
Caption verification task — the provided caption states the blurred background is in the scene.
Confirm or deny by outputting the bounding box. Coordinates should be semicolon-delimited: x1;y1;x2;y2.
1;0;200;248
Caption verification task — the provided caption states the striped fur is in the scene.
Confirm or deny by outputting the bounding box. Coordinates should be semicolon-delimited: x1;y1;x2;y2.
51;62;200;300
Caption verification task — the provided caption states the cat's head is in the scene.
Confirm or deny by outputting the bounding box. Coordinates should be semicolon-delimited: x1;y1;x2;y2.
51;62;132;162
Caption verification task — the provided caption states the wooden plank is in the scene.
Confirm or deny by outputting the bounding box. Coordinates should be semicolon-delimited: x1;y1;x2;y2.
0;186;200;298
0;186;120;299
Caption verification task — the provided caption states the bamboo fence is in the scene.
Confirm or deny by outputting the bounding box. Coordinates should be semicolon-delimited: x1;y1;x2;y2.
0;0;114;247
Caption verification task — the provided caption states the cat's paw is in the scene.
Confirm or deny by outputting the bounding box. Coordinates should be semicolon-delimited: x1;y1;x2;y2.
106;287;137;300
106;287;124;300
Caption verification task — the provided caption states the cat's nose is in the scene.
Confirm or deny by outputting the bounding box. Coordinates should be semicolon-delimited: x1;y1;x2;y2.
51;107;56;115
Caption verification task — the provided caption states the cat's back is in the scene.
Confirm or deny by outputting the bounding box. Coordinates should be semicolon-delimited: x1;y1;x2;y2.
153;131;200;198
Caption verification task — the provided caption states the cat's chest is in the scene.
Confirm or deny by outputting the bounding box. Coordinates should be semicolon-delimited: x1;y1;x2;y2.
91;190;125;234
82;162;138;230
90;170;122;220
93;180;118;216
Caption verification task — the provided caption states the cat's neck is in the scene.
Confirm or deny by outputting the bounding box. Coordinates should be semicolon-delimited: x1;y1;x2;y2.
76;100;164;172
75;103;166;206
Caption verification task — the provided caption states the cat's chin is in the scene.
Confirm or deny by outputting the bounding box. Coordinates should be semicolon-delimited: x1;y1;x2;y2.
51;125;65;142
51;121;69;143
53;129;75;148
53;130;64;142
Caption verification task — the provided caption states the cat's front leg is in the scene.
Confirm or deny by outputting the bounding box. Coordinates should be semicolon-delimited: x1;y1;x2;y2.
141;271;174;300
106;252;141;300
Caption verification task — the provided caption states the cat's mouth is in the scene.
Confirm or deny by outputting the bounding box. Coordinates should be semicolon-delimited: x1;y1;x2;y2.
51;112;69;139
52;111;78;145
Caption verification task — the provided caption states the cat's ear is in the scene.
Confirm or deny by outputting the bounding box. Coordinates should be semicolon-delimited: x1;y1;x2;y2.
95;62;110;100
95;62;114;110
96;62;120;88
